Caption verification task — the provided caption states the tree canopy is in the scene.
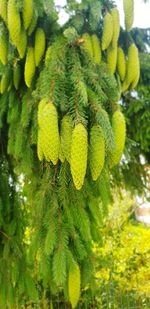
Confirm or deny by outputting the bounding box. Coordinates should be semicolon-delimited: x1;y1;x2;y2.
0;0;149;307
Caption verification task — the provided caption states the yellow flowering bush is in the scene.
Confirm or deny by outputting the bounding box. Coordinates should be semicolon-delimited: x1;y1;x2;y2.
96;193;150;294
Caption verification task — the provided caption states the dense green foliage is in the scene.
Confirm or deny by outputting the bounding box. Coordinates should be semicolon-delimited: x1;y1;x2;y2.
0;0;149;308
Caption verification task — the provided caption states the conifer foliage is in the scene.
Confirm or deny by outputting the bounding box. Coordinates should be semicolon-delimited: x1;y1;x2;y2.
0;0;139;307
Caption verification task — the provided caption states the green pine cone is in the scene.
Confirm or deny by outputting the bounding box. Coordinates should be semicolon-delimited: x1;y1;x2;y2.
71;123;88;190
45;46;52;66
17;28;27;59
68;263;81;309
126;43;139;86
0;30;8;65
91;34;101;65
123;0;134;32
38;98;48;127
37;129;44;161
37;99;47;161
111;8;120;48
107;45;117;74
60;115;72;163
117;47;126;81
38;102;60;165
0;0;7;24
23;0;33;30
81;33;93;59
90;125;105;181
102;12;113;51
24;47;35;88
110;110;126;167
1;67;12;94
8;0;21;46
13;62;21;90
34;28;46;67
28;13;38;36
130;69;140;90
